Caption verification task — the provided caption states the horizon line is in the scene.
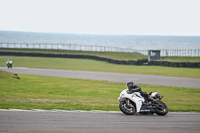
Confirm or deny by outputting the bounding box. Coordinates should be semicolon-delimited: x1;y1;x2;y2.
1;30;200;37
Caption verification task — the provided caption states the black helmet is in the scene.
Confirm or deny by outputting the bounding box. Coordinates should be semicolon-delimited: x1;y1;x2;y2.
126;81;135;90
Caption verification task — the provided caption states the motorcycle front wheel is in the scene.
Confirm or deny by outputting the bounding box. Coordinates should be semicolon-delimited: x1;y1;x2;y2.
155;101;168;116
119;101;136;115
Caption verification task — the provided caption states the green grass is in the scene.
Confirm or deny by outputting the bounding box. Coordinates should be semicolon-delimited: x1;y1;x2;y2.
161;56;200;62
0;48;147;61
1;49;199;112
0;70;200;112
0;56;200;78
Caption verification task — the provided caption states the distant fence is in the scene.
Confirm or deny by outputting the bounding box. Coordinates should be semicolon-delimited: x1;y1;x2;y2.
0;42;200;57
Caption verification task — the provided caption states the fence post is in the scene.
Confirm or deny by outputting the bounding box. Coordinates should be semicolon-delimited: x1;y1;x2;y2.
180;50;183;56
191;50;193;56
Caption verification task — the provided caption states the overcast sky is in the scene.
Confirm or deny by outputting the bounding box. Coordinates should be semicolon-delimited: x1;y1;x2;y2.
0;0;200;36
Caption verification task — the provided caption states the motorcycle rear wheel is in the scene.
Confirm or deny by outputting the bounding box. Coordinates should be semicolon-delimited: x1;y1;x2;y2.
119;101;136;115
155;101;168;116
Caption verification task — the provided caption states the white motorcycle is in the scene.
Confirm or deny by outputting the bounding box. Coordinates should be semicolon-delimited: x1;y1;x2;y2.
118;89;168;115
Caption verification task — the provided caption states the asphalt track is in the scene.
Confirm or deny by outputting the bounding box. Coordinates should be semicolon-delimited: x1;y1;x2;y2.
0;67;200;88
0;110;200;133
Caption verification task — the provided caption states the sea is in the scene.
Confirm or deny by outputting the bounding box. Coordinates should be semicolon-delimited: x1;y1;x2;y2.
0;30;200;50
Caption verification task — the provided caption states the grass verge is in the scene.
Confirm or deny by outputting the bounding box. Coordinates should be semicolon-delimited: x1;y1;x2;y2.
0;70;200;112
0;48;147;61
0;56;200;78
161;56;200;62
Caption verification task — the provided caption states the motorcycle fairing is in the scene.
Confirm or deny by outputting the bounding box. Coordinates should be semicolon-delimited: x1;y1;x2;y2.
118;89;145;112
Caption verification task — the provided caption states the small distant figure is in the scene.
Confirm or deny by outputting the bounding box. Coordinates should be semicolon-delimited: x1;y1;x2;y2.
6;59;13;68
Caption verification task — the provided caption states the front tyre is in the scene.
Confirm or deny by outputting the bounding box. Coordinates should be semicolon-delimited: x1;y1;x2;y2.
119;101;136;115
155;101;168;116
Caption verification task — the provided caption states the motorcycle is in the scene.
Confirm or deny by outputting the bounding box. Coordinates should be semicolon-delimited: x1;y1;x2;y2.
6;62;12;68
118;89;168;115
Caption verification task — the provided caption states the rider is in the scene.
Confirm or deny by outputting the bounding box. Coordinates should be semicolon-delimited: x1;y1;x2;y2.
126;81;149;98
6;59;13;68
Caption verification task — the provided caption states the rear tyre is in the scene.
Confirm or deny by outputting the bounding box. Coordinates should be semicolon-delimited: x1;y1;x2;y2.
119;101;136;115
155;101;168;116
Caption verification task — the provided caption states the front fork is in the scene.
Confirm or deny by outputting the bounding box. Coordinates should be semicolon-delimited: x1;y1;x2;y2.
126;99;130;105
126;99;133;108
